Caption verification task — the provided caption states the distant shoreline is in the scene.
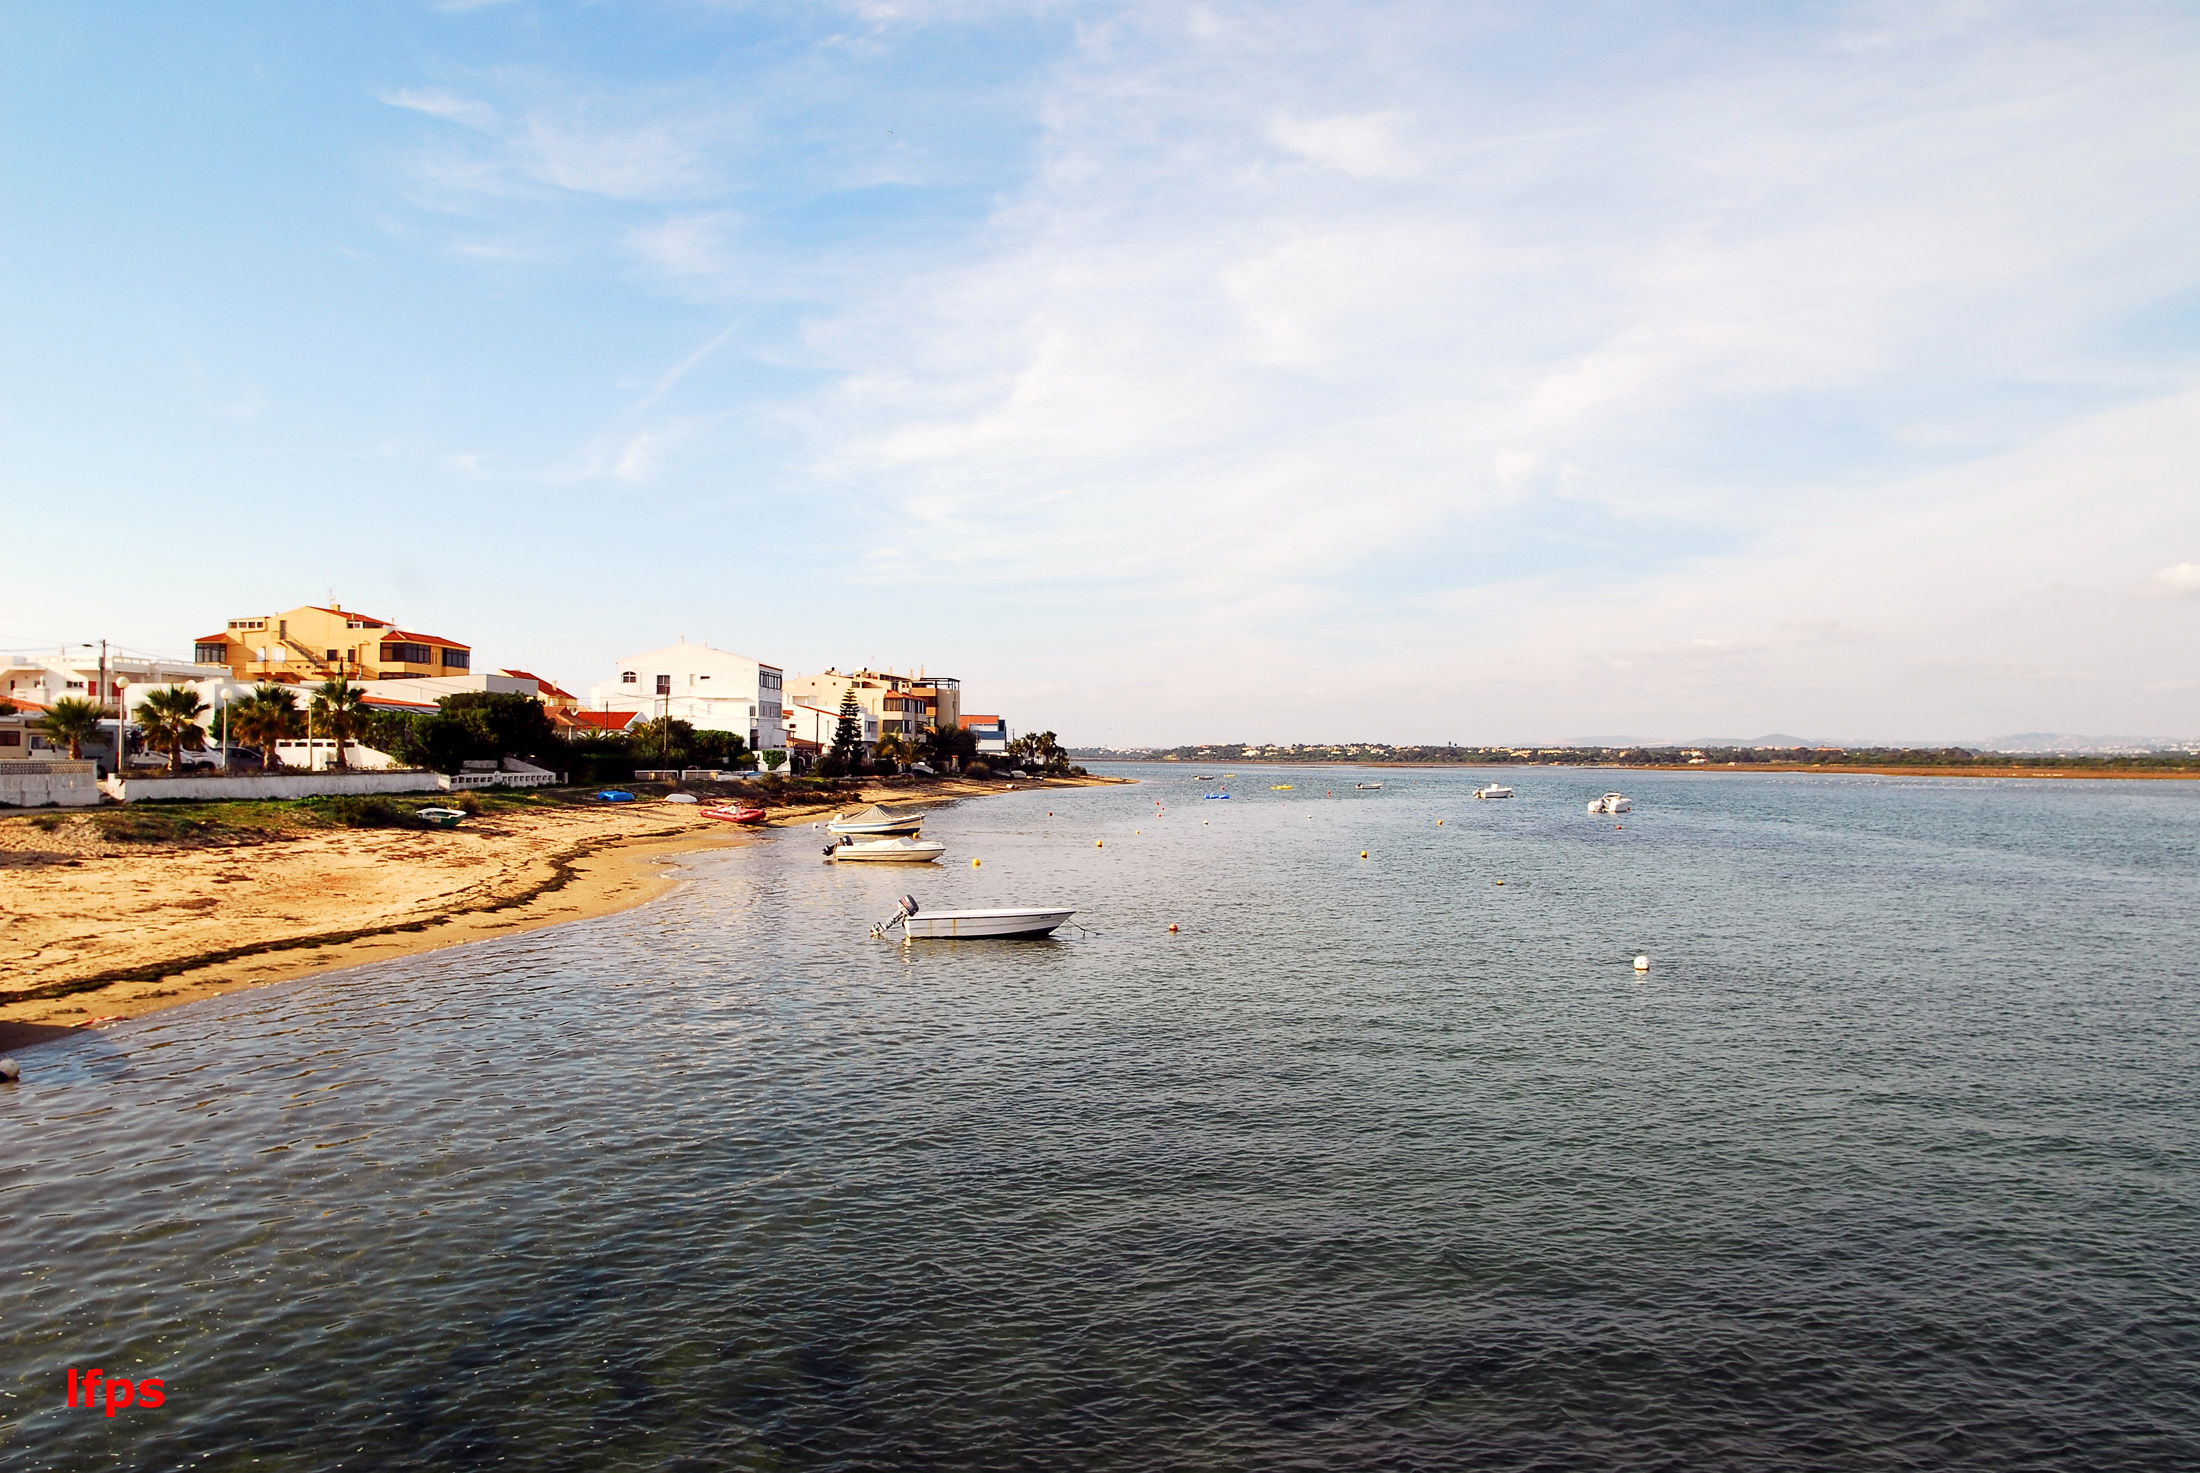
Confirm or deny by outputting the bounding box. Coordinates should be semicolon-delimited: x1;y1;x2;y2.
1077;758;2200;781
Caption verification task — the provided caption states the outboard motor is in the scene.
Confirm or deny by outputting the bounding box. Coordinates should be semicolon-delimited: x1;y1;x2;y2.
898;894;920;917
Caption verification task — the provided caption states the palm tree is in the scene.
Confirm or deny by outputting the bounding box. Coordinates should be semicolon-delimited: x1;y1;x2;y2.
873;730;914;772
135;685;208;772
309;678;372;770
232;684;302;770
37;696;106;761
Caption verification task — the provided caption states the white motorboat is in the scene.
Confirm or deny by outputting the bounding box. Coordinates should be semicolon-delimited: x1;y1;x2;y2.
874;895;1074;939
1586;792;1633;814
827;836;946;863
826;804;926;837
1474;783;1515;799
1355;782;1384;790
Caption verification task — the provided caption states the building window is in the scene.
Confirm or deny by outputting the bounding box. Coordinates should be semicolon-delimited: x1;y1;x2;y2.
442;649;469;670
325;649;339;662
621;671;637;684
0;731;19;747
760;670;782;690
381;642;433;665
194;643;226;664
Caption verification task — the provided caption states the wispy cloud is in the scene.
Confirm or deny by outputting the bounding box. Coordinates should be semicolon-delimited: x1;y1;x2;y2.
363;0;2200;738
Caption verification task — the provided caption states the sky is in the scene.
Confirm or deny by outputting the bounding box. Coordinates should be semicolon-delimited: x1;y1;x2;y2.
2;0;2197;745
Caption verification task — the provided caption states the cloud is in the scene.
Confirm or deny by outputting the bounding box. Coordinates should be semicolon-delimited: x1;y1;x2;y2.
365;0;2200;739
2152;562;2200;597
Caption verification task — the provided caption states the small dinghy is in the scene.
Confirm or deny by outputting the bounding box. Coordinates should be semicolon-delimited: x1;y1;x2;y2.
595;790;636;803
701;804;768;825
1474;783;1514;799
827;803;926;837
1355;782;1384;790
828;835;946;863
1271;784;1295;790
873;894;1073;939
415;807;468;829
1586;792;1633;814
1202;792;1231;800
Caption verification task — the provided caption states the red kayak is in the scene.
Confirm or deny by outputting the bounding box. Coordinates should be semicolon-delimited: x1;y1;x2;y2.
700;805;768;825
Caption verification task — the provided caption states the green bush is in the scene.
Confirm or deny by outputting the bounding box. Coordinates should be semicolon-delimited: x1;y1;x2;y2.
308;796;434;829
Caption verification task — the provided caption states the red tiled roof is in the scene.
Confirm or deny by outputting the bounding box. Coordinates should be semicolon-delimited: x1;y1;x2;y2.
194;632;234;644
384;630;469;649
961;714;1003;726
309;606;391;626
567;710;639;732
3;695;51;714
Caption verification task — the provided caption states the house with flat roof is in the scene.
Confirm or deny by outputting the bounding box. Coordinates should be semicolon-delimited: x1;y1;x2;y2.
587;640;785;755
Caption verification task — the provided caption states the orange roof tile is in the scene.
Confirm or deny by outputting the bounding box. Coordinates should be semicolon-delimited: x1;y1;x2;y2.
384;630;470;649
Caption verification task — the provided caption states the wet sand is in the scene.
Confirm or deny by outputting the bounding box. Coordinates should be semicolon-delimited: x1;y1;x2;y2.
0;776;1114;1045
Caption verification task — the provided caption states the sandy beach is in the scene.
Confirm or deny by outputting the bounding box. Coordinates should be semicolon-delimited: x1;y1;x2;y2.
0;775;1113;1048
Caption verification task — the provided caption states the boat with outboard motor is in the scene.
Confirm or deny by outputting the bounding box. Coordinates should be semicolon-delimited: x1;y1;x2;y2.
872;894;1074;939
1355;782;1383;790
827;835;946;863
1474;783;1515;799
1587;792;1633;814
826;804;926;837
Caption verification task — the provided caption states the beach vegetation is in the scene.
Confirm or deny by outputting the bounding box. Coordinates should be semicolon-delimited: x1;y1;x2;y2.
919;722;979;772
38;696;108;760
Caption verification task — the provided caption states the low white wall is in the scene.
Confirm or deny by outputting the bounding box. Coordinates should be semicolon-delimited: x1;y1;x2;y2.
108;770;446;802
0;762;101;808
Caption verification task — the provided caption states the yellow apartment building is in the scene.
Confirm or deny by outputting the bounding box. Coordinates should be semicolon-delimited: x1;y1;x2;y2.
193;604;472;685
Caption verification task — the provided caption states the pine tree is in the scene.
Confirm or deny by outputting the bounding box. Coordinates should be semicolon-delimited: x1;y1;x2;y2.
822;687;865;777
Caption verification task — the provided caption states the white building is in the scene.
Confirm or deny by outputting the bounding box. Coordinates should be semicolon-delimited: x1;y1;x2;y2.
587;640;786;755
786;700;877;749
0;649;227;711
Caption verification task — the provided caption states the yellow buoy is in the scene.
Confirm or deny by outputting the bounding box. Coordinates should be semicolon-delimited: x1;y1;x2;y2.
1360;850;1369;859
971;858;981;867
1437;819;1444;825
1495;880;1504;885
1096;840;1104;848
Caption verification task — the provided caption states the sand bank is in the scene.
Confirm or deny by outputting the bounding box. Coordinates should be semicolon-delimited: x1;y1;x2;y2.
0;775;1115;1047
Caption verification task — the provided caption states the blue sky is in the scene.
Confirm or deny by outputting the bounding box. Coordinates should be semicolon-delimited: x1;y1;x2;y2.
4;0;2197;744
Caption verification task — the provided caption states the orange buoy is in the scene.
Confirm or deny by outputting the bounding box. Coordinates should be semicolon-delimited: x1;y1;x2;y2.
1168;923;1180;933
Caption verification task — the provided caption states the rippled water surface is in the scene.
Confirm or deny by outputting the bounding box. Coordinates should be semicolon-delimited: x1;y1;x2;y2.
6;767;2199;1471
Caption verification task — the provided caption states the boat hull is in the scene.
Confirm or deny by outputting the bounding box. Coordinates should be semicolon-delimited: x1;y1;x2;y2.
831;839;946;863
900;907;1074;939
827;819;925;836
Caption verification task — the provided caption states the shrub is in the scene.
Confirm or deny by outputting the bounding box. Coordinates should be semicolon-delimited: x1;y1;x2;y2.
966;760;992;778
91;810;214;844
452;790;484;815
311;796;432;829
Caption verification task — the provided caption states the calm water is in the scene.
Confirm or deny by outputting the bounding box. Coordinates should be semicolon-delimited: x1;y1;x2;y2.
6;766;2199;1472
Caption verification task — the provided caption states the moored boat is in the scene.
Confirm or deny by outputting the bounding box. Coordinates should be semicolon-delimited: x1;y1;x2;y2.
1355;782;1384;790
1586;792;1633;814
827;804;926;836
874;895;1073;939
1474;783;1514;799
827;836;946;863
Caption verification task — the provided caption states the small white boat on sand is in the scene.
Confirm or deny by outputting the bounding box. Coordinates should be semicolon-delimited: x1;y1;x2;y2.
874;895;1074;939
1474;783;1515;800
1586;792;1633;815
827;804;926;837
827;836;946;863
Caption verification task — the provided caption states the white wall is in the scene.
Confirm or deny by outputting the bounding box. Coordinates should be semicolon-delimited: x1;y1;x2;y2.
0;763;100;807
107;770;446;802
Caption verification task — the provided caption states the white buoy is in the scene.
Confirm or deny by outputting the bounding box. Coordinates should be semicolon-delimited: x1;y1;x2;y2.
1633;955;1651;972
0;1058;19;1083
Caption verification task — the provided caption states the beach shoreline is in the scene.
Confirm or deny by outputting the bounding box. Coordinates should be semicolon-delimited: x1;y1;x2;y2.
0;774;1117;1049
1083;759;2200;780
